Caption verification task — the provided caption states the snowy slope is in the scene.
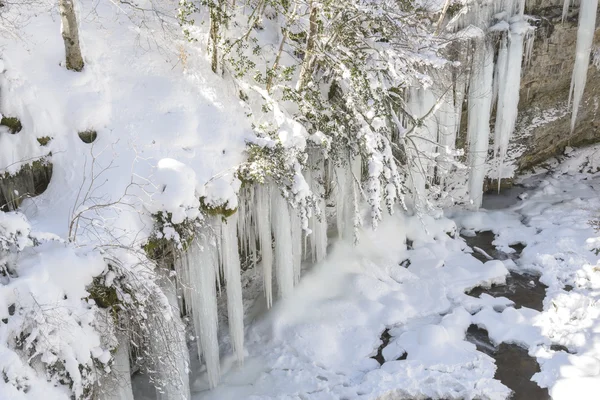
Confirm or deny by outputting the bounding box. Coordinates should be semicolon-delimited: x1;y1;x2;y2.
0;0;251;242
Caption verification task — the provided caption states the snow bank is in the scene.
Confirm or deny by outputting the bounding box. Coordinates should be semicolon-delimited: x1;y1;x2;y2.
0;212;108;399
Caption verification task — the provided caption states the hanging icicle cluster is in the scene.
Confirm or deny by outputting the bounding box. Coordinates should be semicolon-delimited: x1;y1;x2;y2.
406;0;536;208
173;160;343;387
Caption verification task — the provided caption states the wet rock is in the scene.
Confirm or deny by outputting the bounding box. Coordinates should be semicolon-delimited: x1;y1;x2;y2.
0;161;53;211
372;328;391;366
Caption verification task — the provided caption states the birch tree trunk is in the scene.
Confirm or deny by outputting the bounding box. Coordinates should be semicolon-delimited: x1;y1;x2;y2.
210;8;219;74
59;0;84;71
296;0;318;91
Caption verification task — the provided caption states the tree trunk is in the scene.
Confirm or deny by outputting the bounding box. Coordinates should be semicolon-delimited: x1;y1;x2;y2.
59;0;84;71
210;8;219;74
296;1;318;91
266;29;288;94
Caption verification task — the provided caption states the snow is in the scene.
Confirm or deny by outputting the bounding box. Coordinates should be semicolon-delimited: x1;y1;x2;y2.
184;144;600;399
0;215;107;399
0;0;251;396
2;0;600;398
0;0;249;239
191;210;514;399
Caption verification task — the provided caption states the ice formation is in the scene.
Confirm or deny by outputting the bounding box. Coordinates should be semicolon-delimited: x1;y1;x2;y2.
405;87;439;204
271;190;296;298
151;279;191;400
467;37;495;208
255;184;274;307
177;234;221;388
568;0;598;133
305;149;328;263
333;155;361;241
220;214;245;364
492;13;531;189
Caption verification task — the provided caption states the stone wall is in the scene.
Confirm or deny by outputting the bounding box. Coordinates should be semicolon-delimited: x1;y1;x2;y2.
515;0;600;170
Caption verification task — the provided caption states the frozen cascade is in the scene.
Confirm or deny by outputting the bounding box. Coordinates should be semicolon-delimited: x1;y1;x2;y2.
493;17;529;187
220;214;245;364
435;68;464;187
97;331;134;400
335;161;351;241
291;209;303;284
492;35;508;111
568;0;598;133
335;155;362;241
305;149;327;263
467;36;495;209
178;233;221;388
108;334;134;400
448;0;520;32
237;187;256;263
562;0;572;22
150;278;191;400
271;190;295;298
255;184;274;308
405;87;438;204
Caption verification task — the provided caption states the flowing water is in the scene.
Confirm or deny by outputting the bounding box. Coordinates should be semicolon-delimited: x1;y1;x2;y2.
461;187;550;399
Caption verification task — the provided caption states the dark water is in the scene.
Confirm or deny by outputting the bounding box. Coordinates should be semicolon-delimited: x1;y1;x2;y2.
462;231;547;311
482;185;528;210
463;229;550;399
467;272;547;312
466;325;550;400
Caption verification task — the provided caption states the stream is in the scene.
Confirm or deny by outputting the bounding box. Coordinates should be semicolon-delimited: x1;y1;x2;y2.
462;185;550;399
373;183;552;399
462;231;550;400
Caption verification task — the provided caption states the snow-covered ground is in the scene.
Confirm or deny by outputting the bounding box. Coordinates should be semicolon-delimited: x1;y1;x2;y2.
184;145;600;400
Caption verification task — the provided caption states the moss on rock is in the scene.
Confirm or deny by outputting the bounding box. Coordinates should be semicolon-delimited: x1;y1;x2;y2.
200;197;237;219
78;130;97;144
37;136;52;146
0;116;22;134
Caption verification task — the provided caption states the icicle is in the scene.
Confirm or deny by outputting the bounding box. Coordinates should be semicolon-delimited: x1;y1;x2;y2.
568;0;598;133
517;0;525;16
96;331;134;400
467;37;495;209
271;190;295;298
405;87;438;204
524;31;535;67
220;214;245;364
255;184;273;307
492;34;508;111
306;149;328;263
291;209;302;284
562;0;571;22
110;334;134;400
494;26;525;182
151;278;191;400
180;234;221;388
334;155;361;241
335;163;350;240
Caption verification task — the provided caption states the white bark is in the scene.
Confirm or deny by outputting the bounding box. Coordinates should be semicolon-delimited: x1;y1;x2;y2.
59;0;84;71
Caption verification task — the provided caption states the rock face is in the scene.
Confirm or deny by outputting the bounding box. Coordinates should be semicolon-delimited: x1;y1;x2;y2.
516;0;600;170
